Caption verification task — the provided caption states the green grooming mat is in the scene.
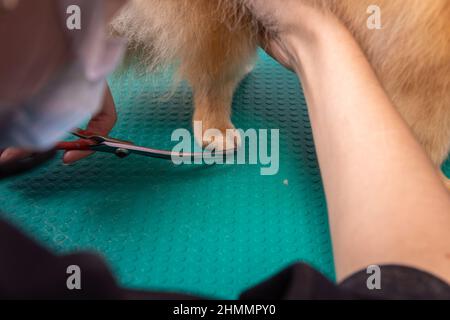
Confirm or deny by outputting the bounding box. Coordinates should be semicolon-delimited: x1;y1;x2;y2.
0;52;448;299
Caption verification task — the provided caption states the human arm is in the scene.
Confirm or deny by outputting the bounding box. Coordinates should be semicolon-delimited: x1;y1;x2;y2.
246;1;450;282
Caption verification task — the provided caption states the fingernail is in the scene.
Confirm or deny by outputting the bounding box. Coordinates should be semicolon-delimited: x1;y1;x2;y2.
0;150;14;163
63;151;77;165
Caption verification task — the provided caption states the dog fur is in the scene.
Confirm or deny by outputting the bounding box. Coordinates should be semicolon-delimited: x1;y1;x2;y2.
112;0;450;183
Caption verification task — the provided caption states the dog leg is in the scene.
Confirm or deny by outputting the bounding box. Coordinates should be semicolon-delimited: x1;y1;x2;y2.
184;26;257;150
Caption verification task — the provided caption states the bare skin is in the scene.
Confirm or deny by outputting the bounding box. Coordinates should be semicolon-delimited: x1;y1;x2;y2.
247;1;450;283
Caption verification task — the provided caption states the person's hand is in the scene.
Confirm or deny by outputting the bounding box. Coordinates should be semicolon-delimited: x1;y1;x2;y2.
0;86;118;165
61;86;117;164
244;0;344;71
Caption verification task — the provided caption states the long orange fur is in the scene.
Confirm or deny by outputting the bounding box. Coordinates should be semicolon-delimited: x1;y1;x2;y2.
112;0;450;186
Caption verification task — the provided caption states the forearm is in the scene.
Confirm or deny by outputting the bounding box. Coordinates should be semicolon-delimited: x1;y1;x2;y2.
286;22;450;281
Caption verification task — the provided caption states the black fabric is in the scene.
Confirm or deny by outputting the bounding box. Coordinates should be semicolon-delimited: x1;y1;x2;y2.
0;219;199;300
241;263;450;300
240;262;354;300
0;218;449;300
339;265;450;300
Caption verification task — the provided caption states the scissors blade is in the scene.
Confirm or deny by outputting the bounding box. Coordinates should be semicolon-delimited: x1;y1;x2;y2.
91;141;176;160
94;141;237;161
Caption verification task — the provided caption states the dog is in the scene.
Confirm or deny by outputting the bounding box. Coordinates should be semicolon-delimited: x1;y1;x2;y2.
112;0;450;187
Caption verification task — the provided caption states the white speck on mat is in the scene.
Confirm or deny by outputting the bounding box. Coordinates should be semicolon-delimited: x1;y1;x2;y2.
283;179;289;186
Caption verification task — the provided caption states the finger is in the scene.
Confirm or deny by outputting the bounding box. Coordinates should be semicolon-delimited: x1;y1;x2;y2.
63;86;117;164
85;86;117;136
265;39;296;71
63;150;94;165
0;148;33;164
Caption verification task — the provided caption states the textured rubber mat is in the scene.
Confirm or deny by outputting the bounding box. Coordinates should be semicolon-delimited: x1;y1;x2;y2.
0;52;449;299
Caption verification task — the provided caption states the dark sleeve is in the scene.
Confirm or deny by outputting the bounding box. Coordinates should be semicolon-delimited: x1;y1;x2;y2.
0;218;122;299
339;265;450;300
0;218;197;300
240;263;450;300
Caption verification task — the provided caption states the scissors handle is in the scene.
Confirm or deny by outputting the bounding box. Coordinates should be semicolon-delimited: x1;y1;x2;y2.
56;129;133;152
56;140;96;151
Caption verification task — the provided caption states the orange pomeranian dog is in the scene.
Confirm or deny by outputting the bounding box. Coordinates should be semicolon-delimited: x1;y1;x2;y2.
112;0;450;187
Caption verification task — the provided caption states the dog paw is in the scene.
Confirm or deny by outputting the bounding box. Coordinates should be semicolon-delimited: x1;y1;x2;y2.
193;120;241;151
243;62;255;77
